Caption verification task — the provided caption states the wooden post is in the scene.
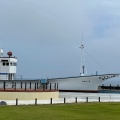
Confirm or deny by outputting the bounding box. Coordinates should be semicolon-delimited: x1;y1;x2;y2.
50;98;52;104
16;98;18;105
86;97;88;103
75;97;77;103
35;98;37;105
98;97;100;102
64;98;66;103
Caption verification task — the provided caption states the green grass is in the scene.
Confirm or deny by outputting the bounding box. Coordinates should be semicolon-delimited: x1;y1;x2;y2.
0;103;120;120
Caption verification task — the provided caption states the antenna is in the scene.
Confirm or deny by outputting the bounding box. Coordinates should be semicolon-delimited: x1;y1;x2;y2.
79;32;86;76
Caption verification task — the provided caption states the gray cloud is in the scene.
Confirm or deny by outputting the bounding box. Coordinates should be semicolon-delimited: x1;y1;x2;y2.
0;0;120;84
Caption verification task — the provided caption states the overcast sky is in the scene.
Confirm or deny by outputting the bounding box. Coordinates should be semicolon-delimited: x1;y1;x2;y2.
0;0;120;85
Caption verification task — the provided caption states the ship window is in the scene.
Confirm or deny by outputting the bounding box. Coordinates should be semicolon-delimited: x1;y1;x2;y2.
3;62;5;66
6;62;9;66
10;62;12;66
1;60;8;62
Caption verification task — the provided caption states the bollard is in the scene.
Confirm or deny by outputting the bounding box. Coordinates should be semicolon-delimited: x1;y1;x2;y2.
35;98;37;105
16;98;18;105
75;97;77;103
98;97;100;102
64;98;66;104
86;97;88;103
50;98;52;104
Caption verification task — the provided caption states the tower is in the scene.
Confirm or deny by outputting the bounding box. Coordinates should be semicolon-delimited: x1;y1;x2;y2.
0;49;17;80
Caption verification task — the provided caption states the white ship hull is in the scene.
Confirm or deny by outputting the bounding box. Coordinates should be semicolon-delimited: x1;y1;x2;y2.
48;74;119;92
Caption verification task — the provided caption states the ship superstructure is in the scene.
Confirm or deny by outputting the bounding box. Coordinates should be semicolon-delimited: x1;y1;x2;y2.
0;49;17;80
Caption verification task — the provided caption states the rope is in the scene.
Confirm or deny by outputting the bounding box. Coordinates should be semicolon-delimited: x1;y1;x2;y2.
83;49;110;73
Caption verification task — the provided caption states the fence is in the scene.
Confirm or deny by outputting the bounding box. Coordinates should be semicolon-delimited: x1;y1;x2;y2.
1;94;120;105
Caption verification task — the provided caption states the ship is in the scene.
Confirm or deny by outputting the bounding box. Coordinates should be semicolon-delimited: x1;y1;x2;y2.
0;47;119;93
47;43;119;92
47;74;119;92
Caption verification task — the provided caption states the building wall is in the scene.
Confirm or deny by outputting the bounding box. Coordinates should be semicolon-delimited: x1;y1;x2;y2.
0;91;59;100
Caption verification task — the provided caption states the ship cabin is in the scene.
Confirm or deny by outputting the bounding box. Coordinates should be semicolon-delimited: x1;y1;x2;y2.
0;49;17;80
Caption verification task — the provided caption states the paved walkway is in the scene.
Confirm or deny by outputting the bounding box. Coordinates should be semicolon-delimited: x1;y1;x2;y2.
1;92;120;105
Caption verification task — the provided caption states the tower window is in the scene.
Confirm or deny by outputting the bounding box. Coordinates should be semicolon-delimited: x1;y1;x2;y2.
6;62;9;66
3;62;5;66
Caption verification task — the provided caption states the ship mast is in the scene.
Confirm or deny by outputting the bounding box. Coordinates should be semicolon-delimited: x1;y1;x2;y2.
80;33;85;76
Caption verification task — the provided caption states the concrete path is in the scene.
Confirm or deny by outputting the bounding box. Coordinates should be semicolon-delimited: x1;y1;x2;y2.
1;92;120;105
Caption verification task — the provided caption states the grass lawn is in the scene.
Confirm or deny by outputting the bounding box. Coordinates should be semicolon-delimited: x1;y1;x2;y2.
0;103;120;120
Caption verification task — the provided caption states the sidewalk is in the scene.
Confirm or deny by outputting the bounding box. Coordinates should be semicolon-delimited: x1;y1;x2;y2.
1;92;120;105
